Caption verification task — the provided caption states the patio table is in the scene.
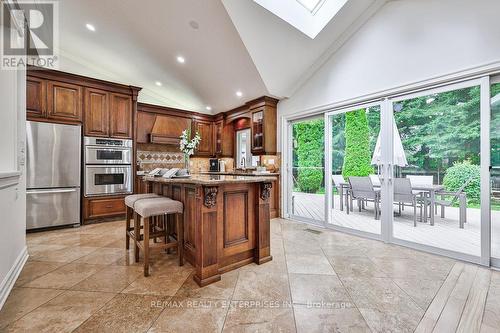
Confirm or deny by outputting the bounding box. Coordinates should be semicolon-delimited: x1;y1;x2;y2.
337;182;445;225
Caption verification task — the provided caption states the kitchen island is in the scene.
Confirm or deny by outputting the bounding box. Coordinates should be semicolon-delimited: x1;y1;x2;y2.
143;174;277;286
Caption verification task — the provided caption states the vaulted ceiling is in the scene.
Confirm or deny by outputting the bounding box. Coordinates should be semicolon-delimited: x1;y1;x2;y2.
55;0;386;114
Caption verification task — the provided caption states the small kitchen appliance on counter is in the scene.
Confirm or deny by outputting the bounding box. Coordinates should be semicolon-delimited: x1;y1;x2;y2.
209;158;220;172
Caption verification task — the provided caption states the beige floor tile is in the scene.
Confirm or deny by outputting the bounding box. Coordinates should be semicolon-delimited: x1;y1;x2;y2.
286;253;335;275
232;269;291;301
24;263;105;289
393;278;443;310
71;265;143;292
14;261;65;287
4;290;115;333
370;256;453;280
149;297;228;333
358;306;422;333
223;302;296;333
122;264;193;296
0;288;64;329
328;256;387;279
72;247;126;265
294;305;371;333
175;270;239;300
289;273;351;305
74;294;166;333
28;245;100;263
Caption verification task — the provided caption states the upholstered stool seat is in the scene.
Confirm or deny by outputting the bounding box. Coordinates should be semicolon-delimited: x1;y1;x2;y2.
125;193;160;254
133;197;184;276
134;197;183;217
125;193;159;208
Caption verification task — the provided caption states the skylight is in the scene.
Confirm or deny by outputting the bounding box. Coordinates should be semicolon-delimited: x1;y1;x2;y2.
296;0;326;14
253;0;349;39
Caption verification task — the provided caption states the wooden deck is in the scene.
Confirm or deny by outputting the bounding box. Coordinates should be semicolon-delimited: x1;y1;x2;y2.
292;192;500;257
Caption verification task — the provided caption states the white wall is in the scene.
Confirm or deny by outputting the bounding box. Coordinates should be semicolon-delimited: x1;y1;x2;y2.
279;0;500;119
0;29;27;308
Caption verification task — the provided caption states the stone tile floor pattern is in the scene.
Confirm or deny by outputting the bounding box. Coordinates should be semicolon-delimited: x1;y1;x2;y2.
0;218;499;332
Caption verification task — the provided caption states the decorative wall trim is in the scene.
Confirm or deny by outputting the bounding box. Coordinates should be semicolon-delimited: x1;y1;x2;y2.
137;151;184;165
0;246;28;310
0;171;21;190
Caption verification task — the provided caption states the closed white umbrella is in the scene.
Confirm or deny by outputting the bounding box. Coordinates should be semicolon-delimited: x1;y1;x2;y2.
371;119;408;167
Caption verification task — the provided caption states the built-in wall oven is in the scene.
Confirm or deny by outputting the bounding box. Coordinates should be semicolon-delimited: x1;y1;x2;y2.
84;137;133;197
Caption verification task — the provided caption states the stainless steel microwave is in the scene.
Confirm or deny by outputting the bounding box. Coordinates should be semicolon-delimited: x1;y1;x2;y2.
84;137;132;165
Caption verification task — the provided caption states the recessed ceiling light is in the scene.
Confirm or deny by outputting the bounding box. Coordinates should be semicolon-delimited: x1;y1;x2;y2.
176;56;185;64
85;23;96;32
189;20;199;30
236;91;243;97
205;106;212;111
155;81;162;87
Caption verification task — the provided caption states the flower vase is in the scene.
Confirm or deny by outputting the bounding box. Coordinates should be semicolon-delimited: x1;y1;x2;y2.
184;154;190;174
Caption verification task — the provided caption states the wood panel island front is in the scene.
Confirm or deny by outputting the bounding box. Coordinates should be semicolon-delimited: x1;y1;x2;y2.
143;174;277;286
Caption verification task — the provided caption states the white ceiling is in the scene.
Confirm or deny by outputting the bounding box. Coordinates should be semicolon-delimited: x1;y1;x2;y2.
54;0;386;114
56;0;267;114
222;0;385;98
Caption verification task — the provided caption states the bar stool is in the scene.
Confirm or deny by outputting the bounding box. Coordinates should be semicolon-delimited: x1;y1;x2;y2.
133;197;184;276
124;193;159;260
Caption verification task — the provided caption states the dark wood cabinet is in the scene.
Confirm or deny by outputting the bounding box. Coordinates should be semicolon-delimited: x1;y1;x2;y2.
109;93;133;139
47;81;82;122
136;111;156;143
84;88;109;137
214;120;223;155
193;120;214;156
83;195;126;221
249;97;277;155
26;76;46;119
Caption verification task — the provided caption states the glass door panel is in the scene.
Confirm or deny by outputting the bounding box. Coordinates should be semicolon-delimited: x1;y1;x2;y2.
327;105;382;235
289;117;325;224
391;84;481;257
491;82;500;260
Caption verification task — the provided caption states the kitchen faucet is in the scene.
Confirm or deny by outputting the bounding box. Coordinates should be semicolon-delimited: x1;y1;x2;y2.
240;156;246;170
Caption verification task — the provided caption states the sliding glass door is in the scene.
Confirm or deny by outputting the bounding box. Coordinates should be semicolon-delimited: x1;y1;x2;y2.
389;80;484;260
325;103;383;237
287;117;325;224
491;78;500;264
286;76;495;266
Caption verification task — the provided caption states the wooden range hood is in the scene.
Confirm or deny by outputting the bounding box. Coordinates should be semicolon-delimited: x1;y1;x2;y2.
149;114;191;145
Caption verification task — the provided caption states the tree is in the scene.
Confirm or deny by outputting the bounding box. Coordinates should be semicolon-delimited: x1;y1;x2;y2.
293;119;324;193
342;109;374;178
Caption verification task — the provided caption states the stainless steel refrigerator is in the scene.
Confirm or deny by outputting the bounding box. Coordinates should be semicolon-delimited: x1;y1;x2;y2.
26;121;81;230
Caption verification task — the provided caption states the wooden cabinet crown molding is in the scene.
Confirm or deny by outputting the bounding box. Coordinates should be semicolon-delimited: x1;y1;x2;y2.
27;66;142;97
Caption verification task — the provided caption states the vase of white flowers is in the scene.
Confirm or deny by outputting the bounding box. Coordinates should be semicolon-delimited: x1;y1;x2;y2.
179;128;201;173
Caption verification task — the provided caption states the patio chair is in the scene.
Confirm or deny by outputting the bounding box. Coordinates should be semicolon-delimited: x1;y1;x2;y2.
429;177;473;229
348;177;381;219
369;174;381;187
394;178;422;227
331;174;347;211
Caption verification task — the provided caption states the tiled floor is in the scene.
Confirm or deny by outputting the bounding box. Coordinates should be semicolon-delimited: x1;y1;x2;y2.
1;218;499;332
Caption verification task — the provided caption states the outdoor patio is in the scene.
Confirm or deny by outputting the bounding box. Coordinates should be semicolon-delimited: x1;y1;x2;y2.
292;192;500;257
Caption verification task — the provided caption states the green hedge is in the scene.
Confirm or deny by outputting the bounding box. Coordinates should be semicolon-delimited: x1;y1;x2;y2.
443;161;480;204
342;109;373;179
294;119;324;193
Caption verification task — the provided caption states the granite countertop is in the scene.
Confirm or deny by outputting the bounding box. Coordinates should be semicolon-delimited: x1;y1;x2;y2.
143;174;277;185
199;171;280;176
